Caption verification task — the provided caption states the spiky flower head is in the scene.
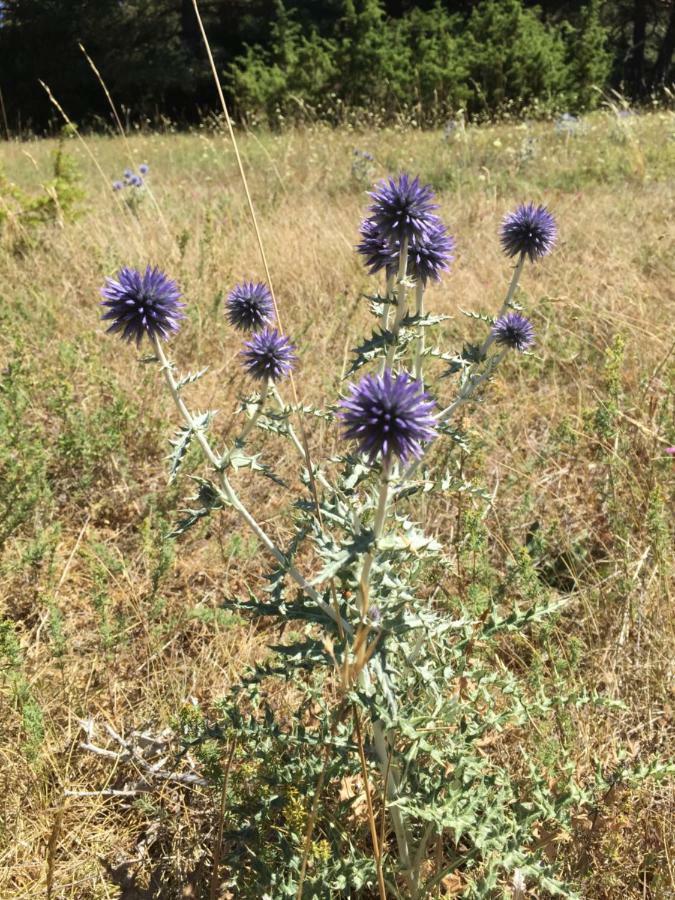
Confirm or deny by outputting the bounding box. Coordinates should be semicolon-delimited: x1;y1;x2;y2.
357;214;455;285
130;175;143;188
112;180;123;192
368;173;438;244
408;216;455;285
101;265;185;345
241;328;296;382
356;217;398;276
123;168;133;181
139;163;149;175
226;281;275;332
492;312;535;352
500;203;557;262
339;369;438;464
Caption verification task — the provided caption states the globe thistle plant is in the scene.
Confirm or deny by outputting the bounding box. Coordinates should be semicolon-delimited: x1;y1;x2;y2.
226;281;275;332
368;173;438;244
491;312;535;352
500;203;557;262
139;163;149;175
241;328;296;382
339;369;438;464
101;265;185;345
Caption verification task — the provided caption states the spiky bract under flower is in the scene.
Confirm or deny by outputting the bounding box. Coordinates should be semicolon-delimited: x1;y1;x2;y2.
339;369;438;464
101;266;185;345
226;281;275;332
368;173;438;244
492;312;535;352
500;203;557;262
241;328;296;382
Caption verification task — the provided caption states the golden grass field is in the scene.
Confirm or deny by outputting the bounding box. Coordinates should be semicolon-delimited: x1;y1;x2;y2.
0;109;674;897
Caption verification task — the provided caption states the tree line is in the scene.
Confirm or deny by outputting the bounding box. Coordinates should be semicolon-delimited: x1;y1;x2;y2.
0;0;673;133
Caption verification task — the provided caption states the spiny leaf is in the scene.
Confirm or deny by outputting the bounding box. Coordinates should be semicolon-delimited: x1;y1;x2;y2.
176;367;209;390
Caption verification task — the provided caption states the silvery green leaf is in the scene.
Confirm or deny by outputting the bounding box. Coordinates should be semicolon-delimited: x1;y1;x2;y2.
169;476;224;537
167;424;194;482
175;367;209;390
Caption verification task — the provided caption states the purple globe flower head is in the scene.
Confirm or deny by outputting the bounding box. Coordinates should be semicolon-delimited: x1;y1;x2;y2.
500;203;557;263
112;180;123;192
226;281;275;332
139;163;149;175
407;216;455;285
356;217;398;276
131;175;143;188
368;173;438;244
492;312;535;352
241;328;296;382
339;369;438;465
123;168;133;182
100;265;185;346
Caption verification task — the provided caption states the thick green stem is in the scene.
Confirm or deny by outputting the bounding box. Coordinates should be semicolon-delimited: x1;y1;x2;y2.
413;280;425;384
384;237;409;370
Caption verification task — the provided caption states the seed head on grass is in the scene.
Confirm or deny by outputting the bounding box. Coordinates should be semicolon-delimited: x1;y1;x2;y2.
368;174;438;244
226;281;275;332
100;265;185;345
500;203;557;262
241;328;296;382
339;369;437;464
492;312;535;352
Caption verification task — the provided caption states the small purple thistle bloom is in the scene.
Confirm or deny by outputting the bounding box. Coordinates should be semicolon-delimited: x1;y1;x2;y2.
356;217;398;276
226;281;275;332
368;173;438;244
100;265;185;346
123;168;133;182
492;312;535;352
131;175;143;188
500;203;557;263
339;369;438;464
139;163;149;175
112;180;123;192
408;216;455;285
241;328;296;382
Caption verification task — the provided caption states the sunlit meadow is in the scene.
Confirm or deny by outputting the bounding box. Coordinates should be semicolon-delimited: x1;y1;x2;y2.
0;108;674;898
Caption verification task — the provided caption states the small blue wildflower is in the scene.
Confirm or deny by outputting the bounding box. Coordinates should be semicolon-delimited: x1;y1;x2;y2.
500;203;557;263
101;266;185;345
226;281;274;332
492;312;535;352
112;181;123;192
130;175;143;188
368;174;438;244
139;163;149;175
123;168;133;182
339;369;437;464
241;328;296;382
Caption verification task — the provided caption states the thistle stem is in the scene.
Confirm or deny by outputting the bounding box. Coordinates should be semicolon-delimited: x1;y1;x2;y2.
236;379;269;446
379;271;396;375
152;337;350;635
413;280;425;384
271;385;335;495
478;252;525;359
384;237;409;370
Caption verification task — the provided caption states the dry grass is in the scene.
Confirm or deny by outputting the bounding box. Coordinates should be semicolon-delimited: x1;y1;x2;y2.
0;110;673;898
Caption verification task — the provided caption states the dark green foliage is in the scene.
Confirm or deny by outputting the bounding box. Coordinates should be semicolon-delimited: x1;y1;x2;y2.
1;0;672;132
